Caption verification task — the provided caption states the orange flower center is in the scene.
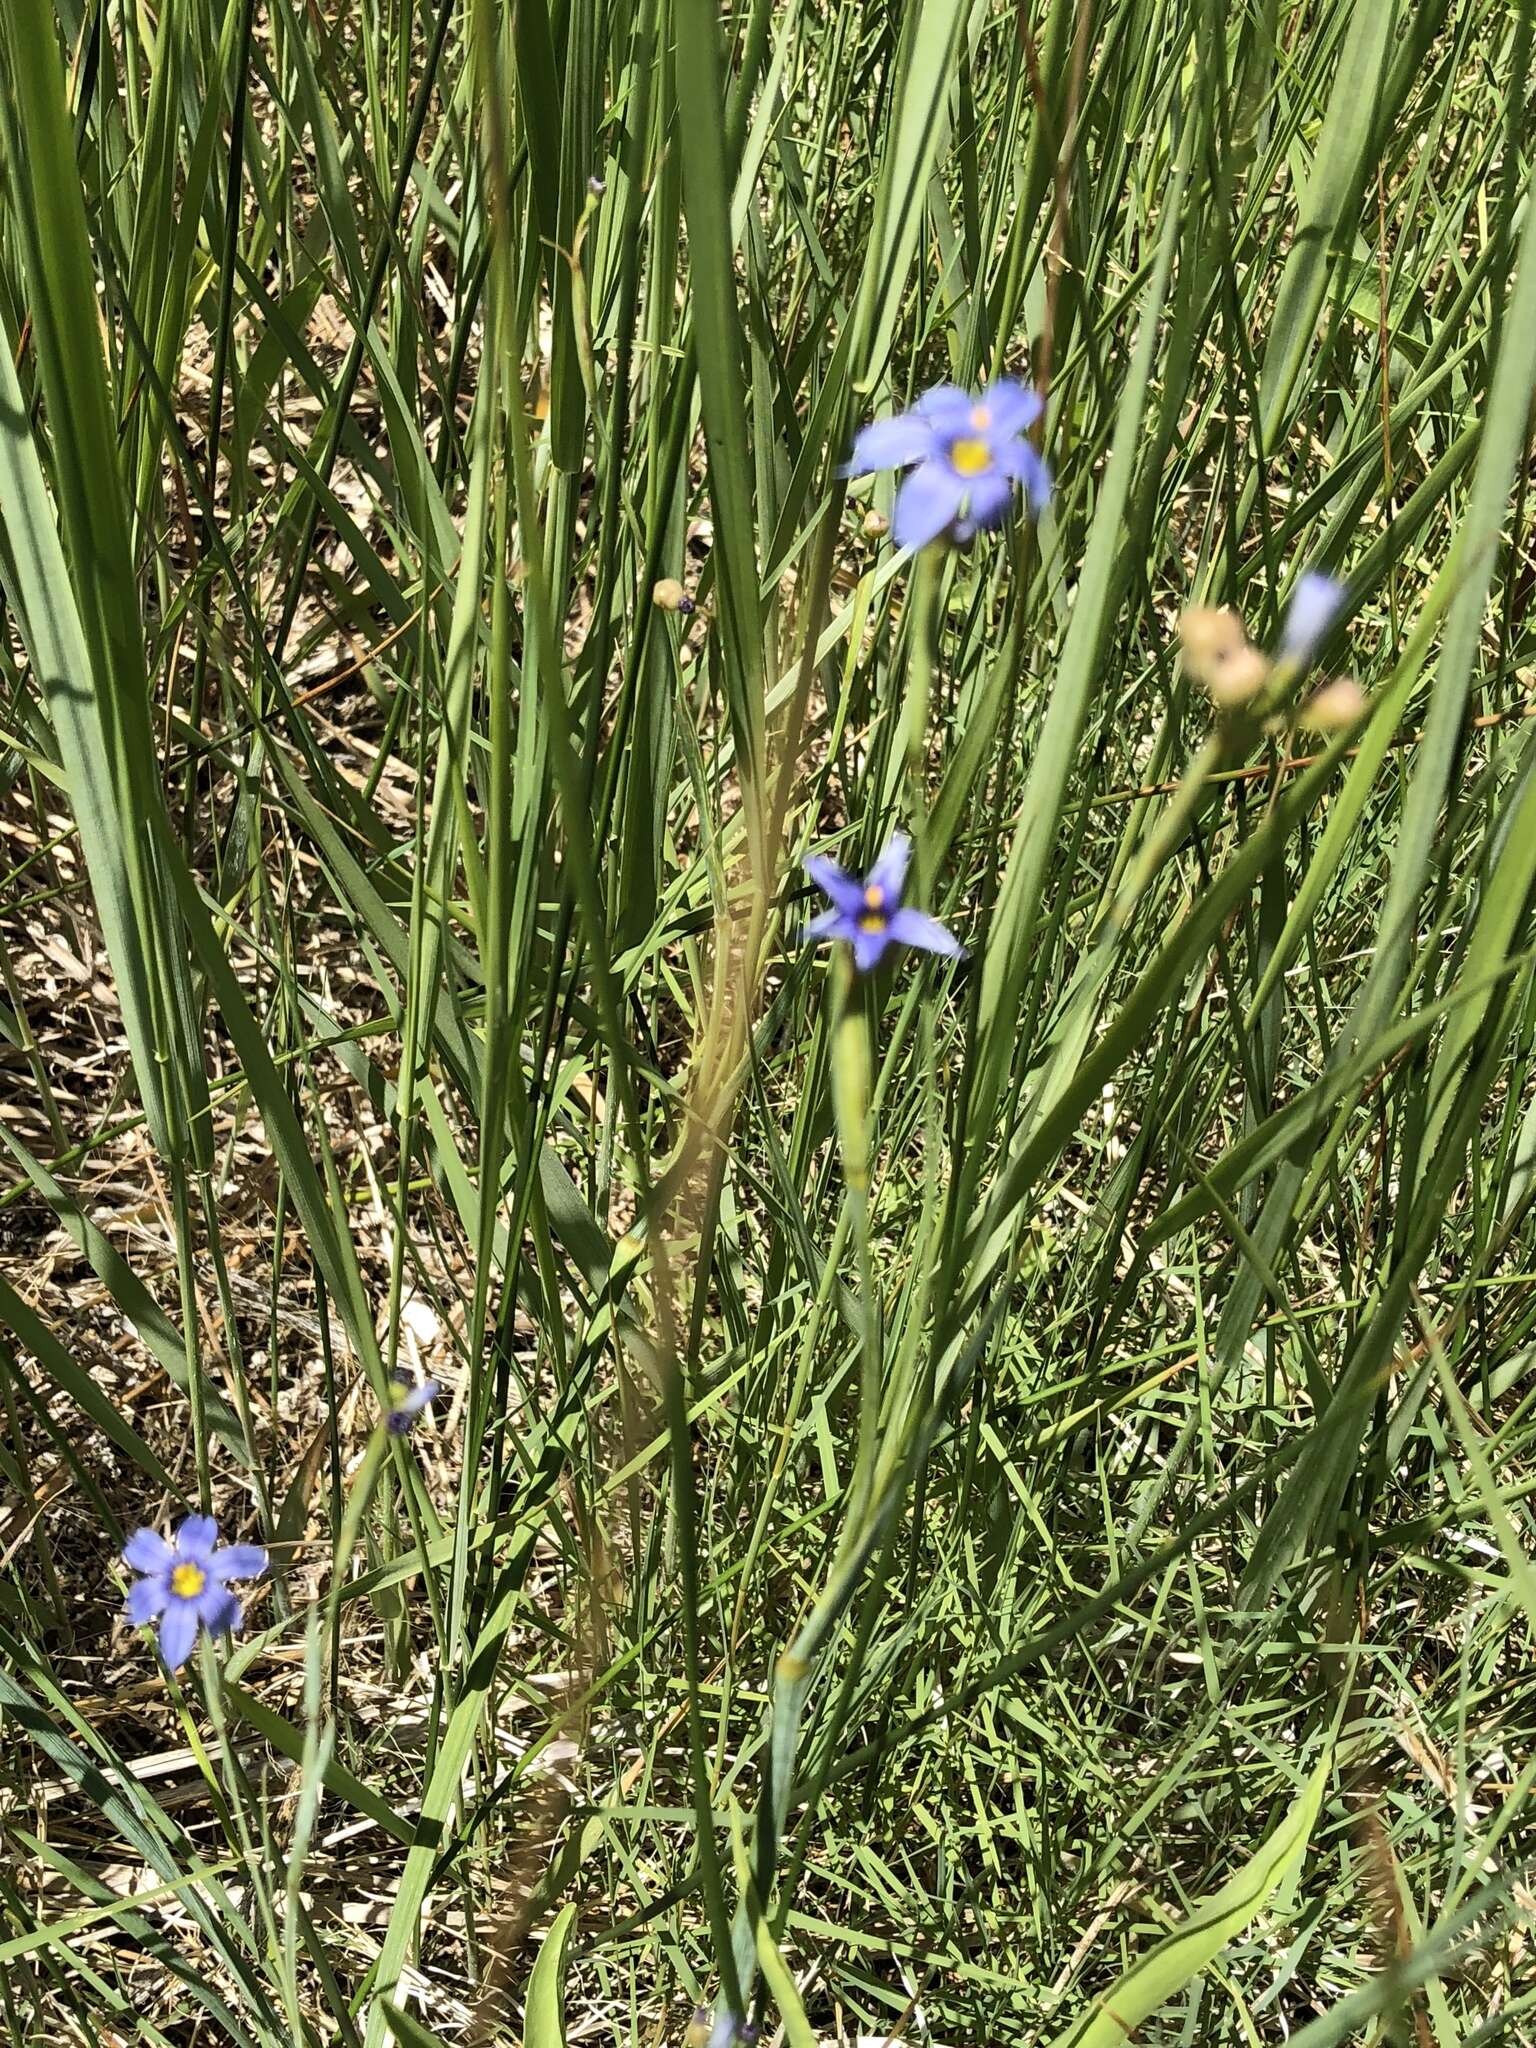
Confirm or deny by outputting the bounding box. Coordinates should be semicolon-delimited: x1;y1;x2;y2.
171;1562;206;1599
950;435;992;477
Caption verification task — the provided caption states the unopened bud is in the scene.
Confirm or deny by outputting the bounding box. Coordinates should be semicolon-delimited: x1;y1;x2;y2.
861;508;889;539
652;578;694;615
1299;676;1366;731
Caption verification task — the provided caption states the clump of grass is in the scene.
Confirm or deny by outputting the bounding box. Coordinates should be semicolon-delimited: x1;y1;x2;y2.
0;2;1533;2045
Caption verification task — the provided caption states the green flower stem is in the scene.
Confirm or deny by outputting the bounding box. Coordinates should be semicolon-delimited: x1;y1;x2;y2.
893;541;943;889
829;950;880;1530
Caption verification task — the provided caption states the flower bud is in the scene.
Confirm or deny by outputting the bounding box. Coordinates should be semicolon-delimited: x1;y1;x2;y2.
1299;676;1366;731
651;577;694;615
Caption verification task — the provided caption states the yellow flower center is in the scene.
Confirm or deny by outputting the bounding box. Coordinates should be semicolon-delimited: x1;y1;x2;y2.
171;1561;206;1599
858;885;888;932
949;435;992;477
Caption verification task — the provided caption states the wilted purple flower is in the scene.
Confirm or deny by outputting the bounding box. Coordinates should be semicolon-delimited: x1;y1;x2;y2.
845;380;1051;549
386;1375;439;1436
708;2016;757;2048
803;832;963;974
1277;571;1344;665
123;1516;267;1670
685;2010;757;2048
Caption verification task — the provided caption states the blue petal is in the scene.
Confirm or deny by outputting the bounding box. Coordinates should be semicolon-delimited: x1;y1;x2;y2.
998;439;1053;514
851;925;894;974
800;907;851;946
980;379;1043;437
1019;446;1053;516
963;471;1014;532
1277;570;1344;663
892;462;965;549
805;853;865;916
887;906;964;959
913;384;975;429
865;833;912;906
175;1514;219;1561
844;412;934;474
210;1543;268;1582
158;1602;199;1670
123;1528;172;1574
125;1577;167;1625
195;1586;241;1636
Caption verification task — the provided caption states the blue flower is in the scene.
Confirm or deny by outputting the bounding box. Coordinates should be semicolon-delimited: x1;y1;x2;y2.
385;1375;439;1437
123;1516;267;1670
1277;571;1344;665
803;832;963;974
845;380;1051;549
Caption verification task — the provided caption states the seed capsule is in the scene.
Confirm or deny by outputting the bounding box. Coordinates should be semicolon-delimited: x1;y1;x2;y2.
1178;604;1246;671
1299;677;1366;731
1203;645;1270;709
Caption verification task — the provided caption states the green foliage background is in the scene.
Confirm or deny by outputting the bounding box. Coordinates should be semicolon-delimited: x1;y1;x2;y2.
0;0;1532;2042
